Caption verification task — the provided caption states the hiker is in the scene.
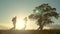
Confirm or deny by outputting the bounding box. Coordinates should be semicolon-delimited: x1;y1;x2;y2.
11;16;17;30
23;17;27;30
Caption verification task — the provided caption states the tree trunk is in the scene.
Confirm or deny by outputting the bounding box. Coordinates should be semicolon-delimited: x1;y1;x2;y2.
37;25;43;30
40;25;43;30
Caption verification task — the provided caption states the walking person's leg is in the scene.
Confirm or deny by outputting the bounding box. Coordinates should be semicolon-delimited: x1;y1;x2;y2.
13;22;16;30
10;23;15;30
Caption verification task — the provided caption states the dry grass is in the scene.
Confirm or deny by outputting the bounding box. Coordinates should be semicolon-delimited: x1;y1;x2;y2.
0;29;60;34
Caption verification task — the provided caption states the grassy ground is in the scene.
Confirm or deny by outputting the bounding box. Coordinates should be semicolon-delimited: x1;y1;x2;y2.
0;29;60;34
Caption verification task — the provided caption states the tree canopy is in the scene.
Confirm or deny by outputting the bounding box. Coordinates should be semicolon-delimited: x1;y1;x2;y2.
28;3;60;30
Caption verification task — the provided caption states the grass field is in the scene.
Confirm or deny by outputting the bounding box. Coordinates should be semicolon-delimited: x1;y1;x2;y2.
0;29;60;34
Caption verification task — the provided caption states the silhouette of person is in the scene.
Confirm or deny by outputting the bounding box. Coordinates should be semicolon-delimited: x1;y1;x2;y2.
10;16;17;30
23;17;27;30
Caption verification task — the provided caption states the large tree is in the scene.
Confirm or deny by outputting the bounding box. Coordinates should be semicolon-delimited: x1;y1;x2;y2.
28;3;60;30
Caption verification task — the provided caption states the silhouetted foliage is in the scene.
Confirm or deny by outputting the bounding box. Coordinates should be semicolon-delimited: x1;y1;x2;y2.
28;3;60;30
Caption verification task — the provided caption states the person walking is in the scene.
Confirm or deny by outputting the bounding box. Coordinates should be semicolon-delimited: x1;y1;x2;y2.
23;17;27;30
10;16;17;30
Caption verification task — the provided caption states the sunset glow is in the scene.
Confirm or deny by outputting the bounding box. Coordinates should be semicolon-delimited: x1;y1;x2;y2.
0;0;60;30
16;18;25;30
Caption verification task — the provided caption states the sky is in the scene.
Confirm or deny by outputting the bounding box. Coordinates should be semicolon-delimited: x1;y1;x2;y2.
0;0;60;30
